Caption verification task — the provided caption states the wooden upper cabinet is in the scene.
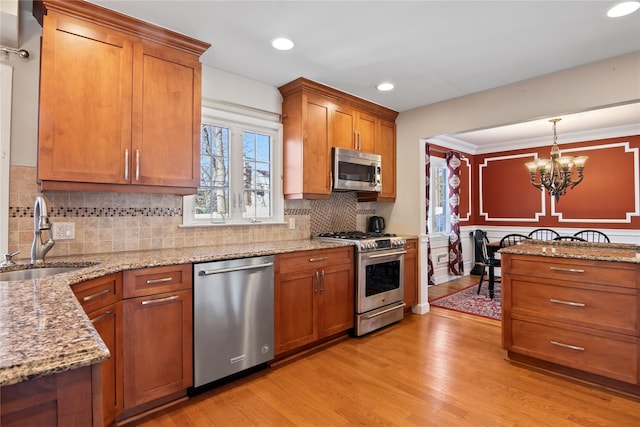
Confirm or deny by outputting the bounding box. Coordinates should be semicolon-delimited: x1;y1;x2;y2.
34;0;210;195
37;11;133;186
132;41;201;188
281;90;332;199
377;119;397;201
331;105;376;153
279;77;398;200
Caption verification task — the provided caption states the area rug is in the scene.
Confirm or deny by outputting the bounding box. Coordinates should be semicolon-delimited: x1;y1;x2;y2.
430;282;502;320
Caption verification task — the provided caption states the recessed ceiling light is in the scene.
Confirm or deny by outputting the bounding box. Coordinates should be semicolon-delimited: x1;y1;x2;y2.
376;82;394;91
607;1;640;17
272;38;294;51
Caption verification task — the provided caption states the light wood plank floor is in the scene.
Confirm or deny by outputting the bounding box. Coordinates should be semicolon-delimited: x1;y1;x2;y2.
132;276;640;426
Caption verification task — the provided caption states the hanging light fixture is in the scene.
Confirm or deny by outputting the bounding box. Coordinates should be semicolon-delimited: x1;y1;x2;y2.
525;118;588;203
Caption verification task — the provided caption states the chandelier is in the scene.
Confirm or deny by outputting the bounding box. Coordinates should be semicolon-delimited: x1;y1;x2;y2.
525;118;588;203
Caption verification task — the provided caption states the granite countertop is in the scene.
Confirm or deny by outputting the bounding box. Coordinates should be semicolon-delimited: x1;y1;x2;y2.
0;239;352;387
499;239;640;263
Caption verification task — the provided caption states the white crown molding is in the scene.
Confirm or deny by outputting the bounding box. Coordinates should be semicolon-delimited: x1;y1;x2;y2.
430;123;640;155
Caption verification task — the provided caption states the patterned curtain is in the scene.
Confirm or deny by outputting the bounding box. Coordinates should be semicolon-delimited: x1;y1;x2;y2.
424;144;435;287
446;151;463;276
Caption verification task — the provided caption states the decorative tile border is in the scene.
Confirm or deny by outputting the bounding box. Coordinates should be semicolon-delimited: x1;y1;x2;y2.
10;206;182;218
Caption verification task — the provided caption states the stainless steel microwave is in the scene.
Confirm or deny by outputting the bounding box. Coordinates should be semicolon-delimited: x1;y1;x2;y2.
332;147;382;192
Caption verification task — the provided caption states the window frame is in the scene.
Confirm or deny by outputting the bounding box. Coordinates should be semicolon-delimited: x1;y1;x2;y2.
182;102;284;227
429;156;451;236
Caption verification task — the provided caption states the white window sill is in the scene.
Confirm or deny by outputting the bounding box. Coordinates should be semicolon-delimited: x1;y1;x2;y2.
179;221;287;229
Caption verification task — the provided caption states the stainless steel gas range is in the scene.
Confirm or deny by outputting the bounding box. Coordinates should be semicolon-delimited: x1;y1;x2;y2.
315;231;407;336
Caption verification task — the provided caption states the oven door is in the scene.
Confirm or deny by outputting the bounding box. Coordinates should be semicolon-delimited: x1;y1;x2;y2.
357;249;405;314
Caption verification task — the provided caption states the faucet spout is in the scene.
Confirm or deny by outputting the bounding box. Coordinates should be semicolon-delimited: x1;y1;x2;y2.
31;195;55;265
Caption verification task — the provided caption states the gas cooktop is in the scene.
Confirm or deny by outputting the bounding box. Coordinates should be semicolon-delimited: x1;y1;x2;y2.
314;231;406;252
316;231;397;240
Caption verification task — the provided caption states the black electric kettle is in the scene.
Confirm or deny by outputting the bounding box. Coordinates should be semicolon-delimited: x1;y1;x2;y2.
368;216;385;233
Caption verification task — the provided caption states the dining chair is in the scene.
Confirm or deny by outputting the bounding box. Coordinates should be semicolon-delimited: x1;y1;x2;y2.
475;237;500;297
500;233;531;247
573;229;610;243
527;228;560;240
553;235;587;242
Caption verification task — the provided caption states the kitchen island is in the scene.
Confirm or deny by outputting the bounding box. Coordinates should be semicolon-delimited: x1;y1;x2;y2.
0;239;352;386
500;239;640;397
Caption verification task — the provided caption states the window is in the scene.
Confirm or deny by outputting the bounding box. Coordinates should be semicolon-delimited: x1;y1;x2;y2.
183;103;283;226
429;156;450;234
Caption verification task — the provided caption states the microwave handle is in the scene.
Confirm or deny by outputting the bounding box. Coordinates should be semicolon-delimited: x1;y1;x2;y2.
371;163;381;187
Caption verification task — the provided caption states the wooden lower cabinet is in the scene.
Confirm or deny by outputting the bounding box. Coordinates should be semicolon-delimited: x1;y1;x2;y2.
88;302;123;426
403;238;419;310
274;246;354;355
120;265;193;417
122;289;192;409
71;266;193;424
0;365;99;427
502;253;640;395
73;273;123;427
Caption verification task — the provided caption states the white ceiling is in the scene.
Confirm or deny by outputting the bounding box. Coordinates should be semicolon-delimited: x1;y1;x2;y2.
86;0;640;150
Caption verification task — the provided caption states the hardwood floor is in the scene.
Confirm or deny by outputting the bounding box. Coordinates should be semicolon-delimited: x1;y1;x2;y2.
427;274;479;301
132;276;640;427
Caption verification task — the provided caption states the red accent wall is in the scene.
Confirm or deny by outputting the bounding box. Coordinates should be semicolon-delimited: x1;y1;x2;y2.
471;135;639;229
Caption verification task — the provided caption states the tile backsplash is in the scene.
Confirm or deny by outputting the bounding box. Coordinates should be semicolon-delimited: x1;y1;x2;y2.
8;166;376;260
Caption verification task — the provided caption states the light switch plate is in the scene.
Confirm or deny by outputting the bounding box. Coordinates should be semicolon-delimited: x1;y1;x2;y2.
53;222;75;240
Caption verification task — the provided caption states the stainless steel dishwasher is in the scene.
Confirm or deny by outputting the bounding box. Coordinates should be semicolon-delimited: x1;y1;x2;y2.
193;256;274;389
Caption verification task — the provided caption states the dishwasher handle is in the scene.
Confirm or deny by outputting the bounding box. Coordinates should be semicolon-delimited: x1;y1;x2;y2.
198;262;274;276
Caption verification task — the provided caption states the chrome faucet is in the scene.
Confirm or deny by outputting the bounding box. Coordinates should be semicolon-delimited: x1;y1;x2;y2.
31;195;55;265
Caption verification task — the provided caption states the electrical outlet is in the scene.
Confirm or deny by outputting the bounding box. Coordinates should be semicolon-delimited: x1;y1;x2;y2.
289;218;296;229
52;222;75;240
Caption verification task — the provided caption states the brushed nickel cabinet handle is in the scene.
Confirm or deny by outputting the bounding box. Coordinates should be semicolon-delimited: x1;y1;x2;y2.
135;149;140;181
146;277;173;284
83;289;111;302
141;295;179;305
91;310;114;323
314;271;319;293
550;298;586;307
124;148;129;180
550;340;584;351
550;266;585;273
320;270;325;292
309;257;329;262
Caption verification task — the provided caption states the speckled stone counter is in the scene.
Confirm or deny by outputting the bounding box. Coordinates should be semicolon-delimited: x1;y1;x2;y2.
0;239;352;386
499;239;640;263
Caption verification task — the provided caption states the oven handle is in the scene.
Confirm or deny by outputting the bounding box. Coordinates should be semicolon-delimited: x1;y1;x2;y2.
366;250;406;259
364;302;407;319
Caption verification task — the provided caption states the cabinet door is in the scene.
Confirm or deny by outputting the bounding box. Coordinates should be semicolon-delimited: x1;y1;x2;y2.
356;112;377;153
89;302;123;427
274;270;317;354
38;11;133;185
302;95;332;197
332;104;356;150
131;41;201;189
377;119;397;201
403;240;418;309
123;290;192;408
317;264;354;338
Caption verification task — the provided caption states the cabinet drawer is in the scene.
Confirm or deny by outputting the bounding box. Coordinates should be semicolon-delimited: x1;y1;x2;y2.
510;278;638;335
277;247;353;274
506;256;638;288
510;319;638;384
123;264;192;298
73;273;123;313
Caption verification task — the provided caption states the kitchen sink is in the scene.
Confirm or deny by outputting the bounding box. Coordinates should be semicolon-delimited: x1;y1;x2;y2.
0;266;85;281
